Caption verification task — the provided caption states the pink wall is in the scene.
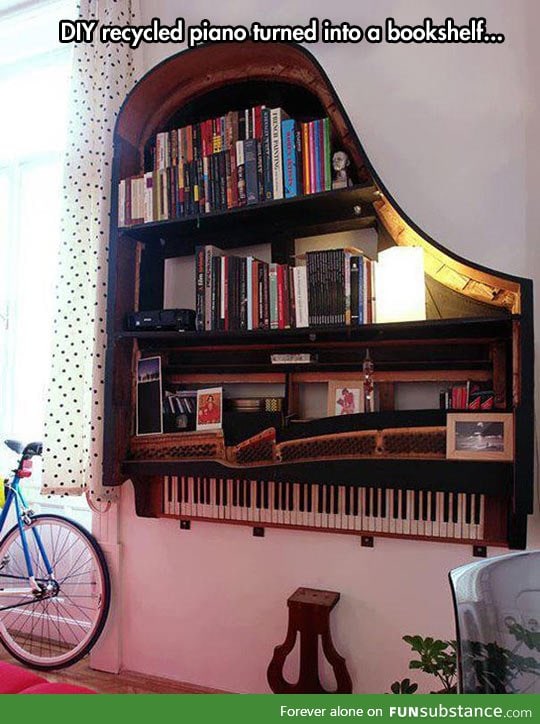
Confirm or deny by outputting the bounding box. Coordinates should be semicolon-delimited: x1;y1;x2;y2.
98;0;540;694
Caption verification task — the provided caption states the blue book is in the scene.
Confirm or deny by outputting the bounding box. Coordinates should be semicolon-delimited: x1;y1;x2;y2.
281;119;298;198
261;108;274;200
313;119;322;193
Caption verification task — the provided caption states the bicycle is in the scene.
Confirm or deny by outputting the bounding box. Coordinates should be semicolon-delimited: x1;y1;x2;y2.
0;439;110;669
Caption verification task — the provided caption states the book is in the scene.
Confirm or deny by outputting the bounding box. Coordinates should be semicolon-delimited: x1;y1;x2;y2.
244;139;259;205
282;118;299;198
270;108;289;200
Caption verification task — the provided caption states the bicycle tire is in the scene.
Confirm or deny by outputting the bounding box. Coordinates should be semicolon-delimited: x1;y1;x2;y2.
0;514;110;670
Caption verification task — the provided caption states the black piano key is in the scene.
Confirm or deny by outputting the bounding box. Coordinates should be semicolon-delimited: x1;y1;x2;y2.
232;480;238;507
422;490;429;520
414;490;420;520
299;484;305;512
365;487;371;517
353;487;359;517
325;485;332;515
401;489;407;520
466;494;472;525
372;488;378;517
474;494;482;525
430;491;437;522
194;478;199;504
215;478;220;506
223;479;228;506
452;493;459;523
333;486;339;515
307;484;312;513
393;489;400;519
443;492;450;523
318;484;324;513
380;488;387;518
281;482;288;511
255;481;261;509
274;481;280;509
245;480;251;507
288;482;294;511
345;487;351;516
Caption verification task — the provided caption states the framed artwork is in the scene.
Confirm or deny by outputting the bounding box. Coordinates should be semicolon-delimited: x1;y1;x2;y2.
196;387;223;431
446;413;514;461
136;356;163;435
327;381;365;417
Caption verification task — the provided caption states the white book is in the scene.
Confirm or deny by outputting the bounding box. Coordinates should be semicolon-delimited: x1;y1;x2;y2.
270;108;288;200
236;139;244;166
143;171;154;223
118;179;126;227
293;265;309;328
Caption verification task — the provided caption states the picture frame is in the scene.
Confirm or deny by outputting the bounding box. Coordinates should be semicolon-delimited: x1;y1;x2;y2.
327;381;365;417
196;387;223;431
446;413;514;461
136;356;163;436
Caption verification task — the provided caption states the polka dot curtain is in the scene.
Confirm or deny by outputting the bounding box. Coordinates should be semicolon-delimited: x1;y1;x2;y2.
42;0;140;499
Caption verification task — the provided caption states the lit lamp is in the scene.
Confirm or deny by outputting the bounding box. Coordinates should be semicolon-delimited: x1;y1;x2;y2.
375;246;426;323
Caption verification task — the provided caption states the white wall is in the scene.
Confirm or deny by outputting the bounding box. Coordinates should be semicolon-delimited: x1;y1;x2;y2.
112;0;539;693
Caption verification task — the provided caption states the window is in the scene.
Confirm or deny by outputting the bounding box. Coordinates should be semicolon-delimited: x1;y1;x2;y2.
0;1;88;526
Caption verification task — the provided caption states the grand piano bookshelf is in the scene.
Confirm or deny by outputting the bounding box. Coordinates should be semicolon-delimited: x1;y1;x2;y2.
104;42;534;551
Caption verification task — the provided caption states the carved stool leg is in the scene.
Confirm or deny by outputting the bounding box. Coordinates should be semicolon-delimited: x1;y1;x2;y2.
267;587;352;694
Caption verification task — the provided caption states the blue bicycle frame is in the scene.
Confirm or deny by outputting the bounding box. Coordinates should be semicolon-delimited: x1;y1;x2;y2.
0;471;54;598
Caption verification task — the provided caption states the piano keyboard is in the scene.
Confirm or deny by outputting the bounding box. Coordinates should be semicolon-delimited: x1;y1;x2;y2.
163;476;485;540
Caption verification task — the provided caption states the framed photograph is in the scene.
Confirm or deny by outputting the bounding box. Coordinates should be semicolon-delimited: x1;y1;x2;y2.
446;413;514;461
196;387;223;431
136;356;163;435
327;381;365;417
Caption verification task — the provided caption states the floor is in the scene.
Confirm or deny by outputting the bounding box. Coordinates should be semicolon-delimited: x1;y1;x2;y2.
0;650;224;694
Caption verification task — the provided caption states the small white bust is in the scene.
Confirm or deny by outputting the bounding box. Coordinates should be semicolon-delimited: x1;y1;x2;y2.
332;151;351;189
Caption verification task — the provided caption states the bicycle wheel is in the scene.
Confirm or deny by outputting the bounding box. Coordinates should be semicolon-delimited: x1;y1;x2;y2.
0;514;110;670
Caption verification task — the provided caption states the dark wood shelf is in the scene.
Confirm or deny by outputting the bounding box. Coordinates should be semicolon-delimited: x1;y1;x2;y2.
122;457;511;496
118;184;378;248
116;315;513;349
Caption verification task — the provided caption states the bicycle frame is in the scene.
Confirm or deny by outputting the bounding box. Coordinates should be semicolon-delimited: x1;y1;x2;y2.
0;471;54;601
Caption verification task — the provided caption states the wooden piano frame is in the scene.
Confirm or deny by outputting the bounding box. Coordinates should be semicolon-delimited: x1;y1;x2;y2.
104;42;534;551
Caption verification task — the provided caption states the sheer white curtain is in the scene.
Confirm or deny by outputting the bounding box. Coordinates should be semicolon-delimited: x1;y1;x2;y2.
42;0;140;499
0;1;75;495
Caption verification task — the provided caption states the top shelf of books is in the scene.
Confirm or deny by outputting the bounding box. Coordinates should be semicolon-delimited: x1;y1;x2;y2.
116;101;378;245
118;183;378;245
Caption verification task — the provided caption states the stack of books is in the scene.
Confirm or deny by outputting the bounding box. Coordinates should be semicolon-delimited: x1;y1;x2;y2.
117;107;333;226
195;245;376;332
439;383;495;410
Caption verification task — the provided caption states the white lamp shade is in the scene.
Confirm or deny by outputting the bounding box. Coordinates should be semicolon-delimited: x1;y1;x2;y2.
375;246;426;323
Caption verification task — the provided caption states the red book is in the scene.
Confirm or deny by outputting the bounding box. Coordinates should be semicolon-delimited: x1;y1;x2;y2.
308;122;316;194
277;263;286;329
252;259;260;330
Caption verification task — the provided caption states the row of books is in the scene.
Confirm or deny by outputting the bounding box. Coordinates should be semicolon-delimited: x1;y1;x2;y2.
195;245;376;332
117;106;333;227
439;383;495;410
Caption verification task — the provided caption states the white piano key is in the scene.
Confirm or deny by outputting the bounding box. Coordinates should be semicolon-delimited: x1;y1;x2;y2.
477;494;485;540
438;492;448;538
402;490;411;536
409;490;418;537
337;485;346;530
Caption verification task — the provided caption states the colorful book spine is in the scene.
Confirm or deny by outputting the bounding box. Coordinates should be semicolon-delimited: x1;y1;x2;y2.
282;119;298;199
244;139;259;205
269;263;279;329
270;108;288;200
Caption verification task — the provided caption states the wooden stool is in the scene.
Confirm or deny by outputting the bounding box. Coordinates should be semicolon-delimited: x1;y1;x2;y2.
267;587;352;693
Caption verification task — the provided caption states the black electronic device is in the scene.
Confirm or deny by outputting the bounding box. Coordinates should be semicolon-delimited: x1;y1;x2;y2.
127;309;196;332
